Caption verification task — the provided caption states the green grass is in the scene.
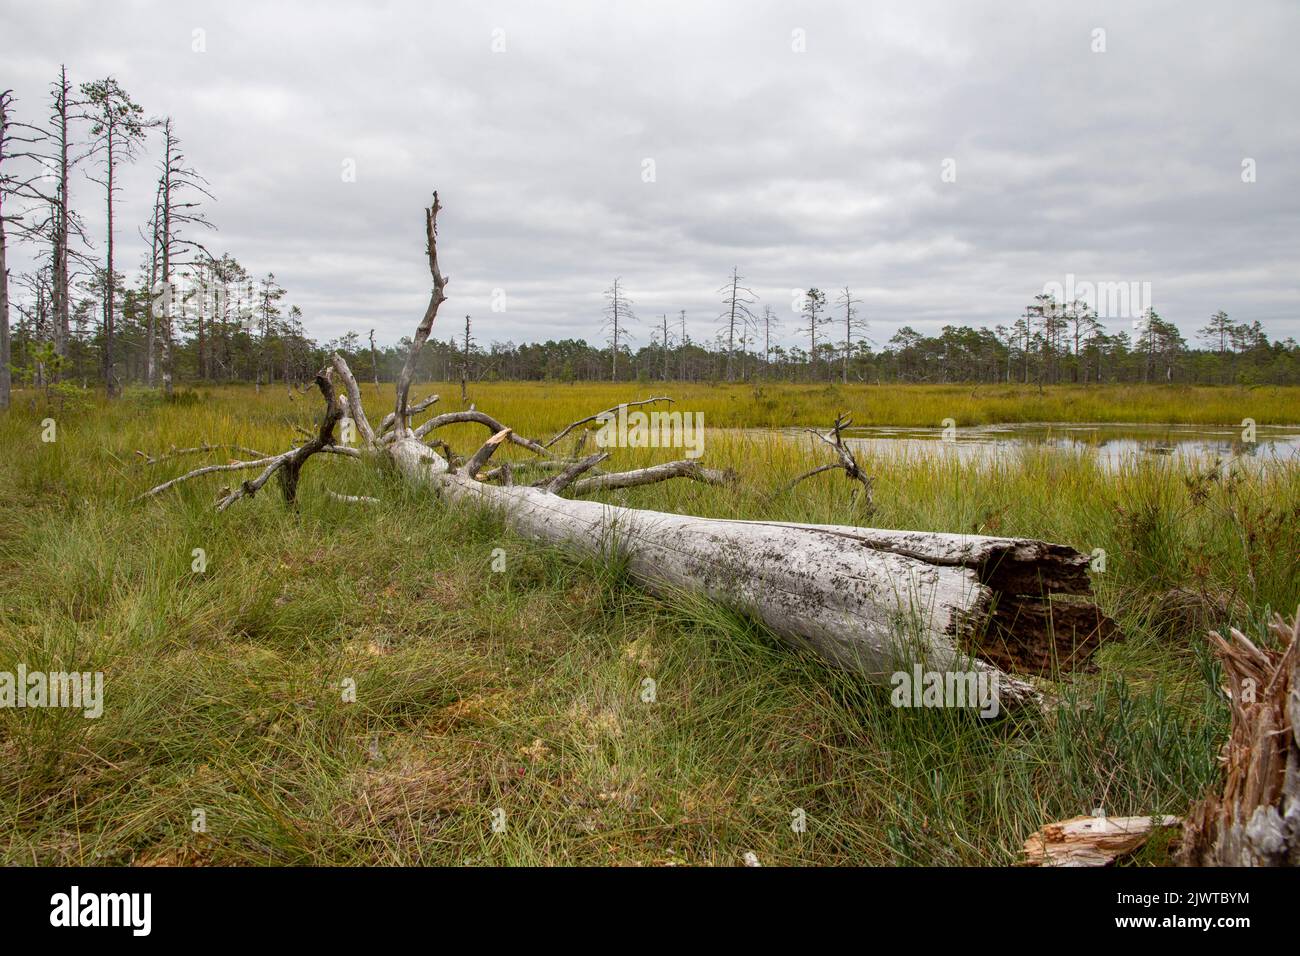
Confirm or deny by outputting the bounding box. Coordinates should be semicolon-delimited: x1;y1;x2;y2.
0;382;1296;865
139;380;1297;430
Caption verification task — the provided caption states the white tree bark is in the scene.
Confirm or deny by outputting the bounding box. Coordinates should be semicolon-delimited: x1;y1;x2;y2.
387;434;1110;706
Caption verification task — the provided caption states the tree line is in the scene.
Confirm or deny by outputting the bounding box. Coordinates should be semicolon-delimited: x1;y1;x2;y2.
3;70;1296;409
580;278;1296;386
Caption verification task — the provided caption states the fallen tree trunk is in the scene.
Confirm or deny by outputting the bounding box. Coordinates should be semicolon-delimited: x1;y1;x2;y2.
387;433;1113;706
140;191;1116;707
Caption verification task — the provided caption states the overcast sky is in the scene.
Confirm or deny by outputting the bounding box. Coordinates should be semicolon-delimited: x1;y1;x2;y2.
4;0;1298;350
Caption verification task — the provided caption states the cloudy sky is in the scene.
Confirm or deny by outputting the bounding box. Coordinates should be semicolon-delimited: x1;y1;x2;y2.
4;0;1298;349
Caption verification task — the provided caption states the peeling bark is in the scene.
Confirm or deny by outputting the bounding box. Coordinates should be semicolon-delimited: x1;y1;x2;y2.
1178;612;1300;866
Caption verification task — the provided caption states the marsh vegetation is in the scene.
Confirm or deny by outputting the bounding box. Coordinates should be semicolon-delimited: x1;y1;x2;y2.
1;381;1295;865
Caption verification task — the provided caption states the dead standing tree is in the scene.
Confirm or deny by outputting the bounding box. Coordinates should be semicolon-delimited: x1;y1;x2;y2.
0;89;62;407
459;314;471;404
152;116;216;398
836;287;867;384
0;89;31;410
602;277;634;382
139;191;1116;706
80;77;150;397
368;329;379;387
718;267;756;382
30;67;92;372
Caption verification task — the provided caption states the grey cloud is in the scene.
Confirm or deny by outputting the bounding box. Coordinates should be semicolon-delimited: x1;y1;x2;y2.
2;0;1296;350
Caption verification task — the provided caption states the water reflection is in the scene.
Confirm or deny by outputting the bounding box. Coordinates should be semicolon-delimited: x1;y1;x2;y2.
805;423;1300;471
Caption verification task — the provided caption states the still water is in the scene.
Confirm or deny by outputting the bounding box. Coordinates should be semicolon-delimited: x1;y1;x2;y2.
787;423;1300;470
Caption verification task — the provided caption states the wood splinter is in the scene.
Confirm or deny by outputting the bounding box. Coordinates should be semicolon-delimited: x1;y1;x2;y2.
1023;814;1181;867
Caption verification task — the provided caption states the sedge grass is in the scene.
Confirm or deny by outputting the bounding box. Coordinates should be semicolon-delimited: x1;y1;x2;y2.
0;382;1295;865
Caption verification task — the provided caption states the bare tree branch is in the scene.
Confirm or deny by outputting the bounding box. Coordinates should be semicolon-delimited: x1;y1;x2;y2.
787;413;875;508
480;458;594;482
332;352;376;445
410;409;549;455
569;459;734;496
319;444;362;459
544;452;610;494
543;396;674;449
379;393;439;435
392;192;448;433
139;367;345;507
785;462;841;489
135;443;268;466
137;455;284;500
462;427;512;477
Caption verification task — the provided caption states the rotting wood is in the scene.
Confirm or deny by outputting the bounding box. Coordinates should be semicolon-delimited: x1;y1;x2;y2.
1178;610;1300;866
1023;814;1181;866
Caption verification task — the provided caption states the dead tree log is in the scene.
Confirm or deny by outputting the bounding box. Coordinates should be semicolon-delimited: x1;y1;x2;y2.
138;190;1116;706
386;432;1112;705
